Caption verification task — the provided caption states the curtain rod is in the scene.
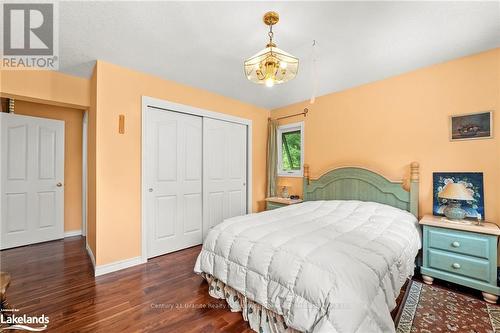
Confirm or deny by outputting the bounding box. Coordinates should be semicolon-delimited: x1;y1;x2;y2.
269;108;308;121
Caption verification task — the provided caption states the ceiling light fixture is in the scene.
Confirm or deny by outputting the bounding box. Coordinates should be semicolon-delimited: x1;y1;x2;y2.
244;11;299;87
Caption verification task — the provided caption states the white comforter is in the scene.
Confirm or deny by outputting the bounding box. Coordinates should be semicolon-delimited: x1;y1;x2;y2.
194;200;421;333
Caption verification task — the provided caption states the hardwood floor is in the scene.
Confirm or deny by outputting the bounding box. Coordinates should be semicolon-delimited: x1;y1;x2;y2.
0;237;252;332
0;237;411;333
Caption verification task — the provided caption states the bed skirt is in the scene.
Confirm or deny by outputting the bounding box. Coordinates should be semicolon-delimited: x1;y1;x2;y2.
201;273;300;333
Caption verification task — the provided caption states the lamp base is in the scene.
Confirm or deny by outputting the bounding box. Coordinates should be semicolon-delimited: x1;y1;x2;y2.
443;201;467;220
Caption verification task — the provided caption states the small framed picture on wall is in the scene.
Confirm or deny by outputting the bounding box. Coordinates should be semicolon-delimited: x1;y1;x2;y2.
450;111;493;141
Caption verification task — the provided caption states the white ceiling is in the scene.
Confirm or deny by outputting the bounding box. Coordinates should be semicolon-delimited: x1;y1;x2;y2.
59;1;500;109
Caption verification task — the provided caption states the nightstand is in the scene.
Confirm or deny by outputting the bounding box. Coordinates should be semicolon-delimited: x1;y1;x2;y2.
265;197;303;210
419;214;500;303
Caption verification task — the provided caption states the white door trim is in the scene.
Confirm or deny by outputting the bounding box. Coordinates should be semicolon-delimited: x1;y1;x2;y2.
82;111;88;237
141;96;253;263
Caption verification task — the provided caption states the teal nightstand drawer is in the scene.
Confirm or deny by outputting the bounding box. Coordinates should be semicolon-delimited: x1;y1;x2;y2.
266;202;285;210
427;227;490;259
427;249;490;282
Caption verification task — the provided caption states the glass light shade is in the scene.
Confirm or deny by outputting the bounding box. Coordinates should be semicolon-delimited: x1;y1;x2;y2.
438;183;474;201
244;45;299;86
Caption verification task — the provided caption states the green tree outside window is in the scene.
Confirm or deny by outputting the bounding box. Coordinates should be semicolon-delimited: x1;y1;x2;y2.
281;130;301;171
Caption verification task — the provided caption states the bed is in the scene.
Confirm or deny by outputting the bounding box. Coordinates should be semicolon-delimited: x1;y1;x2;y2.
194;162;421;333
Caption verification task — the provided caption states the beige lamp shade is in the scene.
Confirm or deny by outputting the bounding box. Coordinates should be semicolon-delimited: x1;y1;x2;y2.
438;183;474;201
244;45;299;87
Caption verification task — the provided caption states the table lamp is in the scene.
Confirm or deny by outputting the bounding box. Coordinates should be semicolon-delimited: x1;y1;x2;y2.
281;186;290;199
438;182;474;221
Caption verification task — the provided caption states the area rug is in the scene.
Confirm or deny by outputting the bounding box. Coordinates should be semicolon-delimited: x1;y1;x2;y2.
396;281;500;333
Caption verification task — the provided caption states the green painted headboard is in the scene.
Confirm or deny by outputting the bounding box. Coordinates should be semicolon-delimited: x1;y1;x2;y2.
303;162;419;217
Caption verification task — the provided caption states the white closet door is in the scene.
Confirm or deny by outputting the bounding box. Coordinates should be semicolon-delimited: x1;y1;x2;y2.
144;108;202;258
203;118;247;238
1;113;65;249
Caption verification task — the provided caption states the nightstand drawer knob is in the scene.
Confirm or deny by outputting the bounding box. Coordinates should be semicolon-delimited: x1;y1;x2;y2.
452;263;461;269
451;241;460;248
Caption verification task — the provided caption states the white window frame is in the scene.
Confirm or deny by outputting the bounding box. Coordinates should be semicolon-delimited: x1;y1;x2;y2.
277;122;304;177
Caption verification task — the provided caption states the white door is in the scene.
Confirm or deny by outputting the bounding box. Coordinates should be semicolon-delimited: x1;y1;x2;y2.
0;113;64;249
203;118;247;238
144;108;202;258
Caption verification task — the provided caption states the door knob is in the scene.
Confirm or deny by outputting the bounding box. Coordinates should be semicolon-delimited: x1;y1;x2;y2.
451;241;460;248
56;182;63;187
452;263;461;269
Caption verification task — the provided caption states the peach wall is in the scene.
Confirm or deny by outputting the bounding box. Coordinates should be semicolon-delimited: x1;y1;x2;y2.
273;48;500;223
497;48;500;226
0;70;90;108
11;100;84;232
94;61;269;265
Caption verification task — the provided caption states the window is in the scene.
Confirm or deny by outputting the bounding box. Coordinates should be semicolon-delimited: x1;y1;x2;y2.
277;122;304;177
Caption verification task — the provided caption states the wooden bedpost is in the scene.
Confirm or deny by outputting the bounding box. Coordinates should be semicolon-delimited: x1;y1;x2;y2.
410;162;419;218
304;164;310;185
303;164;310;201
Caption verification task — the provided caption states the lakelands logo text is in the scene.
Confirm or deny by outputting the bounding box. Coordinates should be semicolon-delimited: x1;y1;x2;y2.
1;1;59;69
0;313;49;331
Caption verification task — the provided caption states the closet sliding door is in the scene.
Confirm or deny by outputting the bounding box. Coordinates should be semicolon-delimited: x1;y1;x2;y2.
144;108;203;258
143;104;249;259
203;118;247;239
